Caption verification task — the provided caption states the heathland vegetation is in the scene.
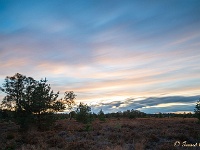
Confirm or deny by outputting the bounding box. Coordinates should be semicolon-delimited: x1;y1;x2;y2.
0;73;200;150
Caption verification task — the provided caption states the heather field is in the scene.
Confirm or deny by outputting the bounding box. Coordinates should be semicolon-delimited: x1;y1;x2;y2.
1;1;200;150
1;118;200;150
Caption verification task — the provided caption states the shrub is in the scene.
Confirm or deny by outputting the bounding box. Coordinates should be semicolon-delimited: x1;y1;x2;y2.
84;123;93;131
6;133;15;140
76;103;93;124
129;113;136;119
98;109;106;121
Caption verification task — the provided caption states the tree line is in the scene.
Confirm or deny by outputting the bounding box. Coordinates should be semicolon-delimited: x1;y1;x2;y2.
0;73;200;131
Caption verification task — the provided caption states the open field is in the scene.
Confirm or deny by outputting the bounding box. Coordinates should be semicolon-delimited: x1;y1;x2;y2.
0;118;200;150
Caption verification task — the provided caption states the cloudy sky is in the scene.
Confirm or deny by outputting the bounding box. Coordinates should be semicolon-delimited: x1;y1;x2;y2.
0;0;200;113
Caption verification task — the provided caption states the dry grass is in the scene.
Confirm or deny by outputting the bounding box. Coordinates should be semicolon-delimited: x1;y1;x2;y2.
0;118;199;150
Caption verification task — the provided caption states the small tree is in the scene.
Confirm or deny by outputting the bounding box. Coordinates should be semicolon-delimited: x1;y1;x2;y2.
63;91;76;120
98;109;105;121
76;102;92;124
28;78;65;130
158;112;163;118
194;99;200;121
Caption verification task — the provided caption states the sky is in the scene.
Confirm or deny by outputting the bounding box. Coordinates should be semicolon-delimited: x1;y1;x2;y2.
0;0;200;113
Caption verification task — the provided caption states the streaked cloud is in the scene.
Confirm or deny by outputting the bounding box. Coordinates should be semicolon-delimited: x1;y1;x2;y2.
0;0;200;113
91;96;199;113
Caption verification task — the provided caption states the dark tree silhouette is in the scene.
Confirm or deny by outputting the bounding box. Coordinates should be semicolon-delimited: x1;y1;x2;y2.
76;102;92;124
0;73;72;130
98;109;105;121
63;91;76;119
194;98;200;121
0;73;36;111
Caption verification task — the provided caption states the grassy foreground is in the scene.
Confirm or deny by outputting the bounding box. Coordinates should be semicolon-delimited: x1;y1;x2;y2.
0;118;200;150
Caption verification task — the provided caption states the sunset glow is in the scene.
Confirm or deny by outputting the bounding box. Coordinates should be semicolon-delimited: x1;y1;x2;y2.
0;0;200;113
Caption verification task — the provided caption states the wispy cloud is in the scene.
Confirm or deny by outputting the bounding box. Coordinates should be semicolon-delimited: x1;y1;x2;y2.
0;0;200;113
